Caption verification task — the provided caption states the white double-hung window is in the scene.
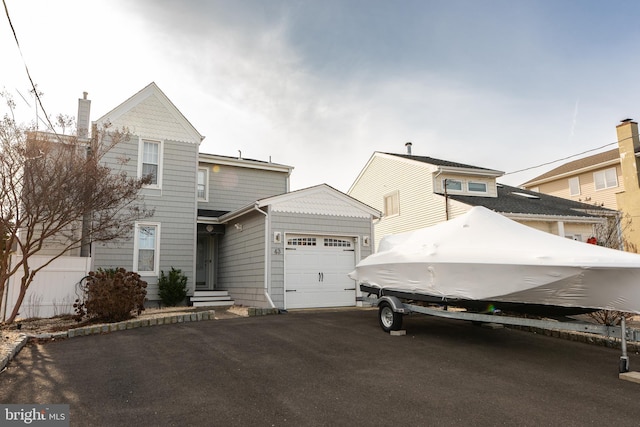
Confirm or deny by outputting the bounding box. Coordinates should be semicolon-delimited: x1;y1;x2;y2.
569;177;580;196
594;168;617;191
197;168;208;201
140;139;162;187
134;222;160;275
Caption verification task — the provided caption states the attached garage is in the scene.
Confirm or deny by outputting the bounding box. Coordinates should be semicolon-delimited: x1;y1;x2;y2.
284;234;357;309
217;184;380;310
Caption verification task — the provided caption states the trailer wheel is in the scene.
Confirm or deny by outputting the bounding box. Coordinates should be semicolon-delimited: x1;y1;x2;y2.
379;301;403;332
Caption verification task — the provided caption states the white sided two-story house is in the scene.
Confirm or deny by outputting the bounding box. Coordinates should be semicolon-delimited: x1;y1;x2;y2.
522;119;640;251
91;83;380;311
348;143;615;249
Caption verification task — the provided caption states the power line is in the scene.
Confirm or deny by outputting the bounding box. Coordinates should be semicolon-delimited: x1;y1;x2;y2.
3;0;56;132
504;141;621;176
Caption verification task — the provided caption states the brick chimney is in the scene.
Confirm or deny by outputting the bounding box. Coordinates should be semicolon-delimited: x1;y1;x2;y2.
616;119;640;190
615;118;640;251
77;91;91;140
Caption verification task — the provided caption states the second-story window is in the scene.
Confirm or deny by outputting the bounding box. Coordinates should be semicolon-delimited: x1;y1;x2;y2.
594;168;617;191
569;177;580;196
384;191;399;217
444;179;462;192
197;168;208;201
141;139;161;187
468;181;487;193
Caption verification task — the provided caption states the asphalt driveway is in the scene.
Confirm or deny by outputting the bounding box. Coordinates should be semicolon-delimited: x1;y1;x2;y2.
1;308;640;426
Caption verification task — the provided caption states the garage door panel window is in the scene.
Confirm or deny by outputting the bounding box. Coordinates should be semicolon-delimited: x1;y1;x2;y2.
287;237;317;246
324;238;352;248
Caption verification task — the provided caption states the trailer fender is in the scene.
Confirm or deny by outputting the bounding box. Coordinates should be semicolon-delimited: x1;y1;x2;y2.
378;296;410;314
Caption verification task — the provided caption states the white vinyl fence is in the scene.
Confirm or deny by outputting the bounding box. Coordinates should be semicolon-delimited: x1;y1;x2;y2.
1;255;91;321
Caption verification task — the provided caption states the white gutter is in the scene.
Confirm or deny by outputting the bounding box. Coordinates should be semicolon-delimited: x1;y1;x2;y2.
252;204;275;309
501;212;608;224
436;165;504;178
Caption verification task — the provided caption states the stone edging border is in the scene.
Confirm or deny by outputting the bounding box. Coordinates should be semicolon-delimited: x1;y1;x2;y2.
1;309;218;373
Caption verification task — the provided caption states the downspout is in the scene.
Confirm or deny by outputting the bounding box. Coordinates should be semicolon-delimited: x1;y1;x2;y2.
434;169;449;221
253;204;275;308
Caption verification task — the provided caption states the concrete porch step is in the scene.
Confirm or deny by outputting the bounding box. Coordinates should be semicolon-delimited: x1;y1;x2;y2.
193;291;230;297
192;300;235;307
190;296;234;302
191;290;234;308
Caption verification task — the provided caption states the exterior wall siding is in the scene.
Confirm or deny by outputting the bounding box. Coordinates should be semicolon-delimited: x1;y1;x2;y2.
92;135;198;301
532;165;622;211
199;163;288;212
217;210;266;304
349;155;449;248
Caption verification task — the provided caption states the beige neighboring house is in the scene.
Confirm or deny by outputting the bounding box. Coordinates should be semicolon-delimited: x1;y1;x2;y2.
348;143;616;250
522;119;640;251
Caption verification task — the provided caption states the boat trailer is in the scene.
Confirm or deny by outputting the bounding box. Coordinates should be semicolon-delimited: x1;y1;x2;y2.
361;295;636;374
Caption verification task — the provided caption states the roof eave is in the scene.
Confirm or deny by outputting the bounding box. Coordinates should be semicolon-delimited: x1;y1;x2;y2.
500;212;608;224
436;165;504;178
523;159;620;187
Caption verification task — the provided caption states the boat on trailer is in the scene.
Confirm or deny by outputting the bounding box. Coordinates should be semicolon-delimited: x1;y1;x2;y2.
350;206;640;317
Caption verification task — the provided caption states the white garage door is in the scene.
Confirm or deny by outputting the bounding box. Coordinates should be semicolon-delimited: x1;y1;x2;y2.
285;235;357;309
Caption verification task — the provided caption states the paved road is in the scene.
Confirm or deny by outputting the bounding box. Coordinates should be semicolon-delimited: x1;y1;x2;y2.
1;309;640;426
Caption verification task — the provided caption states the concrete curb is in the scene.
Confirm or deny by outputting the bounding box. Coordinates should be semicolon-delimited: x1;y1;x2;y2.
0;333;28;374
507;324;640;352
1;309;217;373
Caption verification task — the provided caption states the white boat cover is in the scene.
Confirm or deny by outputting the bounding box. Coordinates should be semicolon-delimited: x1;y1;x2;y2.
349;206;640;313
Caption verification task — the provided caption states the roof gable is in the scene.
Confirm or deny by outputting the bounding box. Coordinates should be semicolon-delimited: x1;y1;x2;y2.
349;151;503;193
95;82;203;144
260;184;380;218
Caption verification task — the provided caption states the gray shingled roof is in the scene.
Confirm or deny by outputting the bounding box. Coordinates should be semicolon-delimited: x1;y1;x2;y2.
383;153;499;171
444;184;614;218
522;148;619;185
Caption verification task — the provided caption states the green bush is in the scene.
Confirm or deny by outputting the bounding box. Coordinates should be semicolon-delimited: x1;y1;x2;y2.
158;267;188;306
74;268;147;322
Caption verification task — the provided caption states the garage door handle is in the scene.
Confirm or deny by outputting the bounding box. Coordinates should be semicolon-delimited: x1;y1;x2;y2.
286;289;297;292
344;288;355;291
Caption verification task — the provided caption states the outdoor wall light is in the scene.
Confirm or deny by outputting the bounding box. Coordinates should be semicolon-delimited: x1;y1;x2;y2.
234;223;243;231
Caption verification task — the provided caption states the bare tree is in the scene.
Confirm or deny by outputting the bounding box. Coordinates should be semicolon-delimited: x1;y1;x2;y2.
0;94;154;324
587;211;636;325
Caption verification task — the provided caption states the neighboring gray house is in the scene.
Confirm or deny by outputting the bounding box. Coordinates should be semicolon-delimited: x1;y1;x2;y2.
90;83;380;310
348;144;616;249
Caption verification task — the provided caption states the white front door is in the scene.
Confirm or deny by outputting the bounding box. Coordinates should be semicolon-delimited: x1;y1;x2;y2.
285;235;357;309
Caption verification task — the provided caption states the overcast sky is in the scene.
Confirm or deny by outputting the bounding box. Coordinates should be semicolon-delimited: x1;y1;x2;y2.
2;0;640;191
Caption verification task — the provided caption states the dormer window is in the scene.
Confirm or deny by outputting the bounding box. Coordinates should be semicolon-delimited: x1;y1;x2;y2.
468;181;487;193
444;179;463;192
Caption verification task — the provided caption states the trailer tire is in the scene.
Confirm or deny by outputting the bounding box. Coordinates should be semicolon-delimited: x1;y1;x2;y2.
379;301;403;332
